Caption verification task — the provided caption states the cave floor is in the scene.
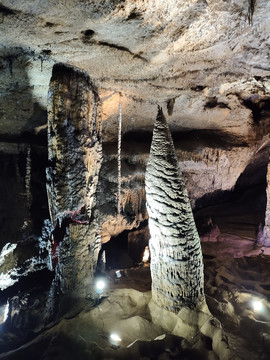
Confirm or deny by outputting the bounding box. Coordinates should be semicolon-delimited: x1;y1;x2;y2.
101;229;270;360
0;225;270;359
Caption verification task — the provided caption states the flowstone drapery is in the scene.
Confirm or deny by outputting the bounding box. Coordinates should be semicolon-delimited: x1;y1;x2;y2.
46;63;102;292
145;107;204;312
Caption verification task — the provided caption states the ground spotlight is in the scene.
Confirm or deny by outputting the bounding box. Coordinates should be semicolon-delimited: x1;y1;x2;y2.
110;333;122;346
95;278;106;294
252;299;263;312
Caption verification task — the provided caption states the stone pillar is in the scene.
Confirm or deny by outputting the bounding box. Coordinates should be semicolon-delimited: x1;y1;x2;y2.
57;224;101;292
258;151;270;247
46;63;102;292
145;107;204;312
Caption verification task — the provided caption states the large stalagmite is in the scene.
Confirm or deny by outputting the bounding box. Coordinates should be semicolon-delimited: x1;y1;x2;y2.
46;63;102;292
145;107;204;312
258;150;270;247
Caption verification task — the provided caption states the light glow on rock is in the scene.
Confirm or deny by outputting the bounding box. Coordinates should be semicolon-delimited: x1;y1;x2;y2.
96;279;106;292
142;246;150;262
0;301;9;324
110;333;122;344
0;243;17;267
0;273;17;291
3;301;9;323
252;300;263;312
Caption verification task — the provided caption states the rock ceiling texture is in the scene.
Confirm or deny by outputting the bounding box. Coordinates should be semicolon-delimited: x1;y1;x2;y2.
1;0;270;205
1;0;270;142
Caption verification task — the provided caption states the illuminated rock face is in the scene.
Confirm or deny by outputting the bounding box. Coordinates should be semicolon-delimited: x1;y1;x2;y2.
145;108;204;311
258;153;270;247
47;63;102;224
46;63;102;292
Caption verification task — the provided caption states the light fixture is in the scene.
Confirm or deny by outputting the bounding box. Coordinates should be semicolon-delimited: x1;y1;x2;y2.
115;270;121;279
95;278;106;293
142;246;150;263
110;333;122;346
252;300;263;312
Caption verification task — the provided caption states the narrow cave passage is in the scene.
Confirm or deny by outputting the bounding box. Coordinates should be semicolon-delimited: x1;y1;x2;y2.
101;224;150;271
102;231;134;271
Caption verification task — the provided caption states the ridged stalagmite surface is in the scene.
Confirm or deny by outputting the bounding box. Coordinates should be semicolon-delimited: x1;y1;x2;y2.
258;151;270;247
46;63;102;292
146;107;204;311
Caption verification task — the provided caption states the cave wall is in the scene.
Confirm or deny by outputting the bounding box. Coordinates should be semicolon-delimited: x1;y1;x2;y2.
0;143;50;290
0;47;51;139
0;49;53;290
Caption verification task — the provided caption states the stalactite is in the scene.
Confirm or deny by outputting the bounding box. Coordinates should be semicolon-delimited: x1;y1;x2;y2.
25;145;32;210
248;0;256;25
167;98;175;116
117;93;122;214
121;187;146;215
145;107;204;312
6;56;13;76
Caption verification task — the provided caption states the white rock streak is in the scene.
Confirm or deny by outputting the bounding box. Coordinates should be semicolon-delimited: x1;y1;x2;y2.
117;93;122;214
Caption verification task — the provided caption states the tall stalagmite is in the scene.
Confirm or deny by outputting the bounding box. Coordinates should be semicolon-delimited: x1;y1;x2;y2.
258;150;270;247
46;63;102;292
145;107;204;312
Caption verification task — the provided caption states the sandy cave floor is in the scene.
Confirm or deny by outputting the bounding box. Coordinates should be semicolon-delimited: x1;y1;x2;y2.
92;234;270;360
0;229;270;359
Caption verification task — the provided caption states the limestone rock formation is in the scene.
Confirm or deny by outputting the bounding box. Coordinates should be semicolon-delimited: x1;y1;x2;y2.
47;63;102;224
46;63;102;292
145;108;204;312
57;224;101;293
257;150;270;247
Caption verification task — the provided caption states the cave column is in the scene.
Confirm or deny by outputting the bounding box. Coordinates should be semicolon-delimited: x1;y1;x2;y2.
46;63;102;293
259;150;270;247
145;107;204;312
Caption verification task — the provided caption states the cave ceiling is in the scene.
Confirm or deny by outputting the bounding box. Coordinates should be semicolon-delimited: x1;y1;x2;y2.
0;0;270;145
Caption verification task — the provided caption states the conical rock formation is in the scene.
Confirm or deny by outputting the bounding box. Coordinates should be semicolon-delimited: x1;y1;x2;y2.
145;107;204;312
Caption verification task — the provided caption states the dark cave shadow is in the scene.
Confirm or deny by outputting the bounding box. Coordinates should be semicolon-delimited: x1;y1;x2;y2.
194;150;268;237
